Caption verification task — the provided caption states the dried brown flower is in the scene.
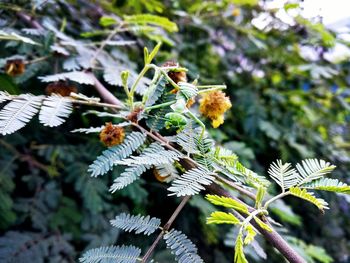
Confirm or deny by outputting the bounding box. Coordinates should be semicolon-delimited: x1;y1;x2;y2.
162;61;187;84
45;81;78;97
99;122;125;147
5;59;25;77
126;106;144;123
153;168;170;182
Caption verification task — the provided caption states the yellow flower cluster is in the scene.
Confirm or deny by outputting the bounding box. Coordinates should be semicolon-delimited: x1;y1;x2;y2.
199;90;232;128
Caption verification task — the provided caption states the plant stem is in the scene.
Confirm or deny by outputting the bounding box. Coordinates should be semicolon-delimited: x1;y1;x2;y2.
141;196;191;263
89;24;123;67
198;86;226;93
186;111;205;139
144;100;176;111
129;64;151;108
25;56;50;64
215;175;256;200
196;84;226;89
86;72;125;107
263;191;290;209
242;209;267;227
71;99;123;109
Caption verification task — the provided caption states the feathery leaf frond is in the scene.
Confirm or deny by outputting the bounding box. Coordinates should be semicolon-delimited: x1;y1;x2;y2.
88;132;146;177
253;217;273;232
145;75;167;107
79;245;141;263
235;161;270;188
168;167;215;196
301;178;350;194
243;225;256;245
39;95;73;127
296;159;336;185
109;164;150;192
176;124;201;154
163;229;204;263
71;126;105;134
117;143;181;166
207;211;240;225
110;213;161;235
0;91;12;103
268;160;300;191
234;232;248;263
124;14;178;32
39;71;95;85
205;194;249;214
0;94;43;135
289;187;329;211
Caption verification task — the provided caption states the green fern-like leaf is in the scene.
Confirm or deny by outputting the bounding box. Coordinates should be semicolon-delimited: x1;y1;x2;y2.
145;75;167;107
243;225;256;245
235;161;270;188
117;142;181;166
39;94;73;127
253;217;273;232
214;147;238;167
88;132;146;177
145;93;175;131
176;123;201;154
296;159;336;185
39;71;95;85
207;211;240;225
0;94;43;135
124;14;178;32
0;91;12;103
289;187;329;211
168;167;215;196
234;232;248;263
268;160;300;191
109;164;150;193
205;194;249;214
79;245;141;263
110;213;161;236
301;178;350;194
163;229;204;263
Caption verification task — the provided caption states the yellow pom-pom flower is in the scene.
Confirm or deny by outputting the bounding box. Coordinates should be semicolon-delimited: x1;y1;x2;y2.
199;90;232;128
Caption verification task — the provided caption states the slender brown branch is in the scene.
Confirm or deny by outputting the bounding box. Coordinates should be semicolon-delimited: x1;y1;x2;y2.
86;72;125;107
141;196;191;263
89;24;123;67
215;174;256;200
16;12;44;30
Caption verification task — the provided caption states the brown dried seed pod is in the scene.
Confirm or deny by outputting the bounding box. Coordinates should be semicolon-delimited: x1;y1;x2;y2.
153;168;170;182
99;122;125;147
45;81;78;97
5;59;25;77
162;61;187;84
126;106;144;123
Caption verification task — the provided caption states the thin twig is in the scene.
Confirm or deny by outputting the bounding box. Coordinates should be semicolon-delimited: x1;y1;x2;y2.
86;72;125;107
141;196;191;263
89;24;123;67
215;174;256;200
